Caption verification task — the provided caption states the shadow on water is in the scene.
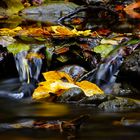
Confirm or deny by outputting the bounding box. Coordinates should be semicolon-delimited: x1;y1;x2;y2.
0;98;140;140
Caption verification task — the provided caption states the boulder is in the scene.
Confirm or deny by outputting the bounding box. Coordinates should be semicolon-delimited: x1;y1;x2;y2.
98;97;140;112
117;48;140;93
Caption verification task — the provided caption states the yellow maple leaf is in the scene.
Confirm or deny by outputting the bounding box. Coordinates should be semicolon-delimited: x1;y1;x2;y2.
49;26;91;36
32;71;104;100
50;26;74;36
33;80;77;99
76;81;104;96
0;26;22;36
43;71;74;83
71;28;91;36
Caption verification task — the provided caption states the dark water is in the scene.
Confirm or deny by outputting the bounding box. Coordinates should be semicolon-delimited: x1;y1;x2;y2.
0;78;140;140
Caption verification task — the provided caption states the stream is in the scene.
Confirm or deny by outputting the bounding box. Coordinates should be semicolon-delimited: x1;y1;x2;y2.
0;0;140;140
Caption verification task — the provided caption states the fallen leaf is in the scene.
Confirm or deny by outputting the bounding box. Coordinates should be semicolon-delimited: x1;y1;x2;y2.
32;71;104;100
7;43;30;55
124;2;140;19
93;44;114;58
0;26;22;36
43;71;74;83
50;26;74;36
76;81;104;96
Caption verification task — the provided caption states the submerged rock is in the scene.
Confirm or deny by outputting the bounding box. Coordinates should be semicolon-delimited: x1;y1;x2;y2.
78;94;115;105
98;97;139;112
57;87;86;103
20;2;78;24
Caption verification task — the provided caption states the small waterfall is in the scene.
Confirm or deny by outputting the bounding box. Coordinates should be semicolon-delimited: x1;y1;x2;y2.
95;54;123;93
14;45;45;83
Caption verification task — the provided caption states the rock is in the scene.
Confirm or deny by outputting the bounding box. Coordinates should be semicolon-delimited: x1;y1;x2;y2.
117;48;140;92
58;65;87;81
20;2;78;24
57;87;86;103
0;45;18;79
112;83;140;98
98;97;139;112
78;94;115;105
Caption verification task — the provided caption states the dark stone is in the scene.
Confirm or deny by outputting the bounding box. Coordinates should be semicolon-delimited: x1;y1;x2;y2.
78;94;115;105
98;97;139;112
57;87;86;103
58;65;86;81
0;45;18;79
117;48;140;93
112;83;140;98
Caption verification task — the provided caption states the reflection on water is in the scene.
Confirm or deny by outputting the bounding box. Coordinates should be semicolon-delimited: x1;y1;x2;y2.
0;79;140;140
0;102;140;140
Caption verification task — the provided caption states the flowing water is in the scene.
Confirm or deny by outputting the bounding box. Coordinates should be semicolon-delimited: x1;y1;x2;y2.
0;1;140;140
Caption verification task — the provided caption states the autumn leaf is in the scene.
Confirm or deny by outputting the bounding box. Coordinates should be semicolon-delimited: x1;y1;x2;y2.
93;44;114;58
115;5;124;11
71;17;83;24
124;2;140;19
42;71;74;83
32;71;104;100
7;43;30;55
76;81;104;96
49;26;91;36
0;26;22;36
50;26;74;36
72;28;91;36
33;80;77;99
92;29;111;36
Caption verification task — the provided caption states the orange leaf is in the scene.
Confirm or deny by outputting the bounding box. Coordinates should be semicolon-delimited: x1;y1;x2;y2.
32;71;104;100
76;81;104;96
124;2;140;19
43;71;74;83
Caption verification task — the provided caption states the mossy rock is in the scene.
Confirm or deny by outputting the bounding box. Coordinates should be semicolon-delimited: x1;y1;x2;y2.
78;94;115;105
98;97;139;112
57;87;86;102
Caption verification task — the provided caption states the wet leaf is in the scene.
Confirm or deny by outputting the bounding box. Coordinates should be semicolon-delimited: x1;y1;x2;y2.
0;26;22;36
43;71;74;83
124;2;140;19
76;81;104;97
32;71;103;100
7;43;30;55
50;26;74;36
49;26;91;36
126;39;140;45
57;55;69;63
93;44;114;58
33;80;77;100
72;28;91;36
